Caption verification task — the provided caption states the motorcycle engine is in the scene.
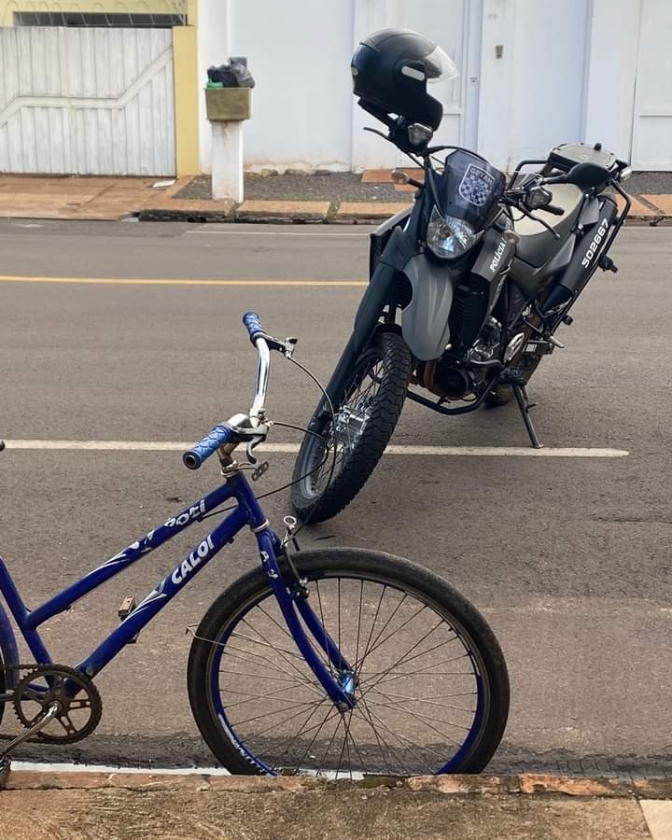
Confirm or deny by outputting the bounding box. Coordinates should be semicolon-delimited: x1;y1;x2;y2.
429;318;502;400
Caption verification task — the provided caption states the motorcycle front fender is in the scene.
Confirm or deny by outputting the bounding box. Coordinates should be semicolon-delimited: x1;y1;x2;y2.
401;254;453;362
311;228;420;423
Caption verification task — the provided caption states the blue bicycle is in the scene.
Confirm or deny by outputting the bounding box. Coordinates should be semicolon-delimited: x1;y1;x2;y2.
0;313;509;780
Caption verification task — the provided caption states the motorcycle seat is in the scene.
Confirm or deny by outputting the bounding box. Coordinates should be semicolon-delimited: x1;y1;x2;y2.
513;185;584;267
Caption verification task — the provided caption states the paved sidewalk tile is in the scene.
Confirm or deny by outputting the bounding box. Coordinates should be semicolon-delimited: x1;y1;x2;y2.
641;801;672;840
614;194;660;218
642;195;672;215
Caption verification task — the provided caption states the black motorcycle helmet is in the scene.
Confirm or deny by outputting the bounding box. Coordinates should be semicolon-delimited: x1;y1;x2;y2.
351;29;458;130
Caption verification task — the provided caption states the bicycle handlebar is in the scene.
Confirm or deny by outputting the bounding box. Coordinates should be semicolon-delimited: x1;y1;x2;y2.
183;424;234;470
242;311;265;344
182;312;274;470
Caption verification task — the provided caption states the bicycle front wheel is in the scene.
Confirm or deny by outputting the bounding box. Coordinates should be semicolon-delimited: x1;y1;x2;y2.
187;549;509;777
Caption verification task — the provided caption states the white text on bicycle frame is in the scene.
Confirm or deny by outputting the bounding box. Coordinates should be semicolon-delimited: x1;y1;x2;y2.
165;499;207;529
172;535;215;585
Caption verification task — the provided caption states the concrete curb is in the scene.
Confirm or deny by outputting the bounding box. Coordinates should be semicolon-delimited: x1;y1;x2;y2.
4;771;672;799
134;199;671;226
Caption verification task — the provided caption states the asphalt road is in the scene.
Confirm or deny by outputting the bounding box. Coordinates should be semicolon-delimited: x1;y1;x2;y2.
0;219;670;776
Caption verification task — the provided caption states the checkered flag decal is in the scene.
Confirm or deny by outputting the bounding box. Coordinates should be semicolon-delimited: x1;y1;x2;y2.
458;164;496;207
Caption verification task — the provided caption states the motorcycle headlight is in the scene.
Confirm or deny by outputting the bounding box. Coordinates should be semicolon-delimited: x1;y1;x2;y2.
426;206;481;260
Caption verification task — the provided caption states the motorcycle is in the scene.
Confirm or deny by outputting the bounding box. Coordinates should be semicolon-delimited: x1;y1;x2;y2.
291;30;633;524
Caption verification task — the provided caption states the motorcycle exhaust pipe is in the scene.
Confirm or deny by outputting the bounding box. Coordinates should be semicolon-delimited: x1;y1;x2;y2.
543;196;618;312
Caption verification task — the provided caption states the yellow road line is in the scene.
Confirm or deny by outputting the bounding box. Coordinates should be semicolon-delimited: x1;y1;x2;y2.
0;275;367;287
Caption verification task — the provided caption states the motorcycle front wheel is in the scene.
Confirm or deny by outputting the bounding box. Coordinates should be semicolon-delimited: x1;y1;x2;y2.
291;331;411;523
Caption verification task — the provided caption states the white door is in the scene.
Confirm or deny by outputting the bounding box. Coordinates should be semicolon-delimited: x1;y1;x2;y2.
351;0;482;170
0;27;176;176
631;0;672;170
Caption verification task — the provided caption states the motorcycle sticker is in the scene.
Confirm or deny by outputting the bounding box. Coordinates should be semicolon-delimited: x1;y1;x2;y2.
458;164;496;207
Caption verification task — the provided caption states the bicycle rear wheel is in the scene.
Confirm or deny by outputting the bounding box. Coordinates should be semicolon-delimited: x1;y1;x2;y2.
187;548;509;777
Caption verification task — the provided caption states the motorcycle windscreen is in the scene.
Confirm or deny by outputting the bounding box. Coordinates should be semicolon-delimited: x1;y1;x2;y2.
436;150;506;229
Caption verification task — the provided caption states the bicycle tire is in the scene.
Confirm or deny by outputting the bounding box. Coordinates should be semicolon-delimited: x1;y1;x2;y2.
187;548;509;777
0;645;5;729
291;331;411;524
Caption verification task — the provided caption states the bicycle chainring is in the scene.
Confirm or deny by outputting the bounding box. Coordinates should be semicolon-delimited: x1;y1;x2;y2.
13;665;102;744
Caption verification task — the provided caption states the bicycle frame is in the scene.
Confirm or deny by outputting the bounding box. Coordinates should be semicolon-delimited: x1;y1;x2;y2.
0;470;353;706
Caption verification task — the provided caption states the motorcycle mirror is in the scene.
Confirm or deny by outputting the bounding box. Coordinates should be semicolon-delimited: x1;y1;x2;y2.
407;123;433;147
566;161;611;188
391;169;411;185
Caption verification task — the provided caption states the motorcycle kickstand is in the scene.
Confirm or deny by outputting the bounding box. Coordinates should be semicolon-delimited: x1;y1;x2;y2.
512;384;543;449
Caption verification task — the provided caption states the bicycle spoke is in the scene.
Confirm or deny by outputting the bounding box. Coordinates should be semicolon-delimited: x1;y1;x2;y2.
355;696;413;776
356;593;417;670
360;633;467;699
361;653;471;693
291;706;344;773
232;696;324;728
272;699;331;768
364;692;468;740
359;608;439;675
355;700;440;774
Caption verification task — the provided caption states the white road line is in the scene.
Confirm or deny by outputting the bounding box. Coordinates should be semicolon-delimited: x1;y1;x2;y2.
2;440;629;457
12;760;231;776
186;229;369;237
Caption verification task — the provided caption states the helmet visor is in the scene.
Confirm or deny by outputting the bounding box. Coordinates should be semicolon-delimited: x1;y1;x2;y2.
425;45;459;83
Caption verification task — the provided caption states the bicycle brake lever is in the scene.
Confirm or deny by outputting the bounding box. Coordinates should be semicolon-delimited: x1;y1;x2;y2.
245;429;270;464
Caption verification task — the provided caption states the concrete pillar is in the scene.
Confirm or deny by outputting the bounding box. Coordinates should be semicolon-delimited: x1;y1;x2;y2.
211;121;244;201
197;0;231;173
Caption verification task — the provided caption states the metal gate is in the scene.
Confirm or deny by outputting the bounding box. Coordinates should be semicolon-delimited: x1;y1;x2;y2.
0;26;176;176
631;0;672;170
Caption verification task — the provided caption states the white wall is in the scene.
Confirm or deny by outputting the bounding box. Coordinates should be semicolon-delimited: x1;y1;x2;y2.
478;0;589;171
194;0;669;173
631;0;672;169
584;0;640;163
351;0;477;171
228;0;354;172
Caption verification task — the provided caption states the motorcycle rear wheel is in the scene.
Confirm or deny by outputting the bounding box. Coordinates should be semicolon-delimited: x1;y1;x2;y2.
291;331;411;523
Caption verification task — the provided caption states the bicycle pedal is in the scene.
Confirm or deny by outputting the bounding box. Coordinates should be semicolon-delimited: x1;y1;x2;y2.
118;596;140;643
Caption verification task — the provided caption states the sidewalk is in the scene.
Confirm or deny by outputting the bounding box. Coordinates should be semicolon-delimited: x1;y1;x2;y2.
0;171;671;225
2;770;672;839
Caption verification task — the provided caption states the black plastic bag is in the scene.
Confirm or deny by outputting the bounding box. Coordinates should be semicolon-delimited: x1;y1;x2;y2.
207;58;255;89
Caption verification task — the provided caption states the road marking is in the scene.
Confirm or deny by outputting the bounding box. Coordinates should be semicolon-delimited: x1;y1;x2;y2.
12;760;232;776
187;229;370;237
0;275;366;287
2;440;629;457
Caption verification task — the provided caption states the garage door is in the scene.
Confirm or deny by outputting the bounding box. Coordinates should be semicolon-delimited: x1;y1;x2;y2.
0;26;175;176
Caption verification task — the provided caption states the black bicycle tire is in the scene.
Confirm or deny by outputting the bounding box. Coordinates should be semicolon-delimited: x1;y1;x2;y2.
291;331;411;523
187;548;509;776
0;645;4;729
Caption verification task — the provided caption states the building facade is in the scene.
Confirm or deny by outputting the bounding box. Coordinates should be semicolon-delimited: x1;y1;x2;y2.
0;0;670;176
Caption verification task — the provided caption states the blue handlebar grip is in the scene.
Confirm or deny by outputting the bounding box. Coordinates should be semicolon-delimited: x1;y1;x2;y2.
183;424;233;470
242;311;264;343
